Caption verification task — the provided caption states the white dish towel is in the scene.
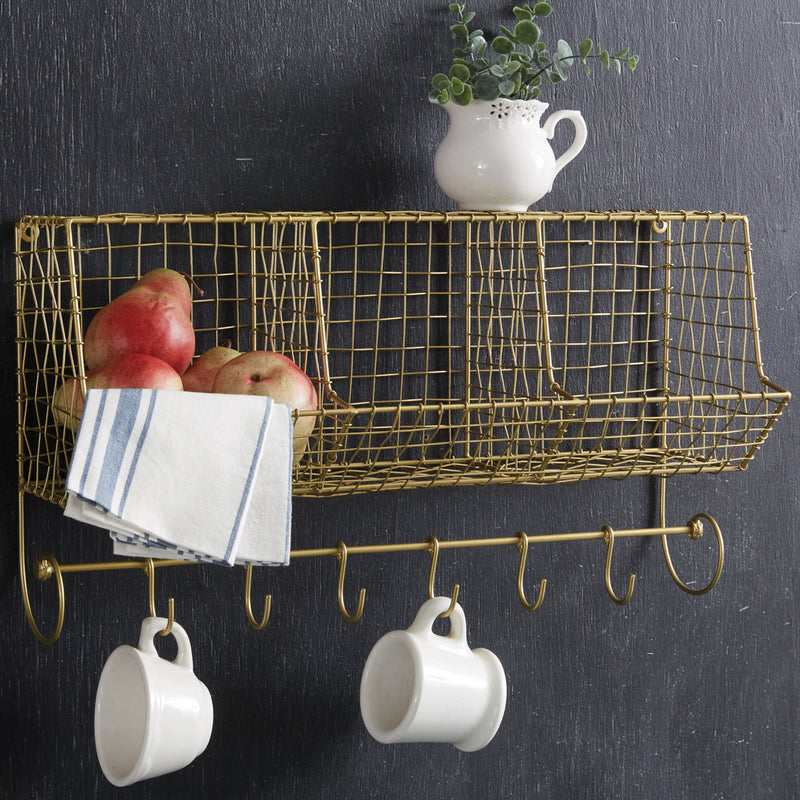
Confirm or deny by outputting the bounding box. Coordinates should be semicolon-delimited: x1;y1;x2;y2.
64;388;292;566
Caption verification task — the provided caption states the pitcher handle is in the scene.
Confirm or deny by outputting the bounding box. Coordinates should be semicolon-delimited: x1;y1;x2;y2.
542;110;587;178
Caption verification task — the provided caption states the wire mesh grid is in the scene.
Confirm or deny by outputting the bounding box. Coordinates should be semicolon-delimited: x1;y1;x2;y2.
15;210;789;500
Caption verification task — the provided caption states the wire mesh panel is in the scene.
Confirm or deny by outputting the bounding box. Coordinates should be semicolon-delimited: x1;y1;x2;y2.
15;211;789;501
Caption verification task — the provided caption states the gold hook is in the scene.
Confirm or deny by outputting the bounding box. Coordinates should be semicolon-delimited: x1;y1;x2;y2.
244;565;272;629
336;541;365;623
662;513;724;595
23;554;66;645
427;537;459;618
19;492;65;645
602;525;636;606
515;532;546;611
144;558;175;636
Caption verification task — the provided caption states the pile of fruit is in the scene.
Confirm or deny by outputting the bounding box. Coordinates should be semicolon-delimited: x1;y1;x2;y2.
52;268;318;465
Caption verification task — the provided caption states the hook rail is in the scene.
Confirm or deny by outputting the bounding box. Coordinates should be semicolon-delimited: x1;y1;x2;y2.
21;516;724;642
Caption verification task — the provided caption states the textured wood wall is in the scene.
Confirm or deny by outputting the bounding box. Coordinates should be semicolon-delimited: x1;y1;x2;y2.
1;1;797;797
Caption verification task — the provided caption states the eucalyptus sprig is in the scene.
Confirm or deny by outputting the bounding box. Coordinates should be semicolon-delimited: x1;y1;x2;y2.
430;2;639;105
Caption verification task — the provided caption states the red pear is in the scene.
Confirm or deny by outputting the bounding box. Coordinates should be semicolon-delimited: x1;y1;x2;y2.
182;343;242;393
212;351;318;466
52;353;183;432
52;375;90;432
83;268;196;375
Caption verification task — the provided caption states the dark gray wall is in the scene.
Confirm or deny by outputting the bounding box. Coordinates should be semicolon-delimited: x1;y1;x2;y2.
2;1;797;798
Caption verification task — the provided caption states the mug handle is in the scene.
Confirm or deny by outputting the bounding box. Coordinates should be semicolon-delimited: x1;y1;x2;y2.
407;597;469;650
137;616;194;671
541;110;587;178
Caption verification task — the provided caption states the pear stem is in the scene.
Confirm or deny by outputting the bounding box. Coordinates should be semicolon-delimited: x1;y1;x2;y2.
179;271;204;298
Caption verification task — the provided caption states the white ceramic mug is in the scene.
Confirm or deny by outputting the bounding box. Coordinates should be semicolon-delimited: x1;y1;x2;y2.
359;597;507;751
94;617;213;787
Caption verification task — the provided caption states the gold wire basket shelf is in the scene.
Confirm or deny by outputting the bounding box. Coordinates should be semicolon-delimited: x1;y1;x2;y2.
14;209;790;643
16;210;789;504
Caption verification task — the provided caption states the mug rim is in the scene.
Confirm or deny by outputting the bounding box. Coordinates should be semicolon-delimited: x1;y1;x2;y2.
359;629;425;742
94;644;154;787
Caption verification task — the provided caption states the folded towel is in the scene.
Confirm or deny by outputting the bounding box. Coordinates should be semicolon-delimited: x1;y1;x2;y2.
64;388;292;566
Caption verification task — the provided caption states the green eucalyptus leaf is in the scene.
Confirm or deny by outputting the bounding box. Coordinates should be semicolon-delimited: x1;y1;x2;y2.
532;2;552;17
600;50;610;69
474;72;501;100
431;73;452;90
513;19;540;45
448;3;462;12
499;79;516;95
449;63;472;81
492;35;515;54
615;58;622;74
513;5;533;20
451;23;470;38
579;38;593;59
462;11;476;24
551;41;573;80
469;36;488;56
450;77;465;94
628;55;639;70
453;84;474;104
615;48;629;59
438;88;452;103
556;39;573;61
489;64;506;77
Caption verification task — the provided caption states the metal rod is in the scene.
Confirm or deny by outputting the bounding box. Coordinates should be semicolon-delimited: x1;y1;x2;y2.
44;524;696;574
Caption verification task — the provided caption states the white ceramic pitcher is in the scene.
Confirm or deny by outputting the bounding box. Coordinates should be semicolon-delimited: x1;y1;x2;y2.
431;98;587;212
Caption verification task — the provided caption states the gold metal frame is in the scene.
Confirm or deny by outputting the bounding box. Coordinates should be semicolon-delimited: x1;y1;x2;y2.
14;210;789;642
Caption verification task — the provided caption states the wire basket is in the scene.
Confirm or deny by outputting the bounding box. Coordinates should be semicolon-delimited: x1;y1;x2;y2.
15;210;789;500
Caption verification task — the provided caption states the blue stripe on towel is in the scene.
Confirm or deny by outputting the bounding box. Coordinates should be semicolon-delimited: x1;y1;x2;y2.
95;390;145;510
78;390;109;497
117;390;158;517
224;398;273;563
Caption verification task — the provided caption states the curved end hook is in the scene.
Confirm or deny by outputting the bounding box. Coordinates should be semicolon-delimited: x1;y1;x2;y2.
22;554;65;645
160;598;176;637
516;532;546;612
427;537;460;618
662;513;724;596
602;526;636;606
144;558;176;637
244;565;272;630
336;541;366;623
